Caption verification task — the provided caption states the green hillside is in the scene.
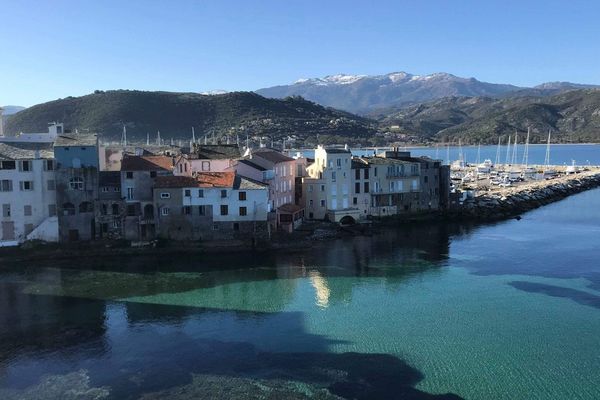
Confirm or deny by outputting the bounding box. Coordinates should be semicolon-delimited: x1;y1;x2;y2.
5;90;376;144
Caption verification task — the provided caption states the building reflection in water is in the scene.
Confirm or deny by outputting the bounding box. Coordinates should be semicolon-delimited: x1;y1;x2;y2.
309;270;330;308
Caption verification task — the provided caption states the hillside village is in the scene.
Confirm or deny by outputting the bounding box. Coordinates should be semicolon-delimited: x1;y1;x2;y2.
0;120;450;247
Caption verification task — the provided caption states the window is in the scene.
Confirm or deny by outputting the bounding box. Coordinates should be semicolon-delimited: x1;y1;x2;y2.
62;203;75;216
336;158;341;167
79;202;93;213
220;205;228;215
112;204;120;215
198;205;206;216
233;222;239;231
213;223;219;230
160;192;171;199
320;200;325;207
0;161;16;170
238;191;246;201
424;176;429;183
354;182;360;194
221;189;227;198
161;207;170;216
20;160;32;172
332;171;336;181
365;169;370;179
101;204;108;215
320;185;325;192
127;204;137;216
198;189;204;198
48;204;57;217
150;171;157;178
364;182;369;193
20;181;34;191
355;169;360;179
201;161;210;171
183;206;192;215
184;189;191;197
0;180;12;192
45;160;54;171
2;204;10;217
47;180;56;191
309;200;313;207
114;187;120;192
127;187;134;200
69;177;84;190
102;187;109;193
24;205;32;216
126;172;134;179
239;206;247;216
308;185;313;192
353;197;358;205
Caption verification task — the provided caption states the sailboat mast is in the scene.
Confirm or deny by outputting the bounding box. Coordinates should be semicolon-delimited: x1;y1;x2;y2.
511;133;518;166
505;135;511;165
544;130;552;167
495;136;501;167
522;127;530;167
476;143;481;165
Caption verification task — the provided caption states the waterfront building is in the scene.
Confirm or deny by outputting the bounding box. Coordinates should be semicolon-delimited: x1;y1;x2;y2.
303;146;361;223
174;144;241;175
0;142;58;246
232;147;304;232
54;134;100;242
153;172;269;241
95;171;124;239
120;155;174;241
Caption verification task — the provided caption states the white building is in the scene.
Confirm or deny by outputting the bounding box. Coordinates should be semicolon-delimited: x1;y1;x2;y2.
0;122;64;143
0;142;58;246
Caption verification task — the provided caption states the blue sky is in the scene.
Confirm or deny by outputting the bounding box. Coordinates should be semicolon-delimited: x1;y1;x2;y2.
1;0;599;106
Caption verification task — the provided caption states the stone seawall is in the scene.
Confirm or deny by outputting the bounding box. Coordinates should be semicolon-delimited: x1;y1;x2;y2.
454;172;600;221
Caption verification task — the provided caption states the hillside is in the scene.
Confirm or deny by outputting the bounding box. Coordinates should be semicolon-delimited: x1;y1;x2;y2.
5;90;376;144
378;89;600;143
257;72;523;114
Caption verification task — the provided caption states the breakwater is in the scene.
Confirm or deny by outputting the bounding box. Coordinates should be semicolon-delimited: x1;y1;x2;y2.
456;171;600;220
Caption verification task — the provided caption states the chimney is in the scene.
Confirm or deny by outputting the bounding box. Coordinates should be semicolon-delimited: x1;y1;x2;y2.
0;107;4;137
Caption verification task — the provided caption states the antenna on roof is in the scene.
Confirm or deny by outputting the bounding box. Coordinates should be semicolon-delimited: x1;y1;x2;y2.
191;127;196;144
156;130;161;146
204;135;207;145
146;133;150;146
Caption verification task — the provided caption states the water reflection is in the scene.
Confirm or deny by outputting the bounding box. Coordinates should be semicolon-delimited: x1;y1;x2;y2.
309;271;331;308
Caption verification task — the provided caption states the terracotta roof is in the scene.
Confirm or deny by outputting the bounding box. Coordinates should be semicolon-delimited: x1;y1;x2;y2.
195;172;236;188
121;155;174;171
154;175;199;188
234;175;269;190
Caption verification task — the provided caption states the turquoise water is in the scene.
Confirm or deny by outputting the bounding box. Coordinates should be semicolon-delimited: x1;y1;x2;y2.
1;190;600;399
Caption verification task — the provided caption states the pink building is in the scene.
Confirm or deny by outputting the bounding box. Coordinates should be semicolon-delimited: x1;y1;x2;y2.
174;144;241;176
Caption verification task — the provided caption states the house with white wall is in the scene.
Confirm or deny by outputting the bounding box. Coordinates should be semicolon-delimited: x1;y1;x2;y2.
0;142;58;245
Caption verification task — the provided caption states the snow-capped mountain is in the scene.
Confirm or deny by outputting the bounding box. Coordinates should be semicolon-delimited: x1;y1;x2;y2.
256;72;522;114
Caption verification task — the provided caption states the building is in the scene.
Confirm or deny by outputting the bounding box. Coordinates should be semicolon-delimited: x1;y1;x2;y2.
153;172;269;241
95;171;124;239
303;146;361;223
0;122;64;144
120;155;174;241
54;134;99;242
0;142;58;245
377;149;450;212
174;144;241;175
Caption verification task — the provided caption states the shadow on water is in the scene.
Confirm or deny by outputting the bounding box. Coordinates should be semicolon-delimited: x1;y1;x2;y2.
509;281;600;310
0;284;463;399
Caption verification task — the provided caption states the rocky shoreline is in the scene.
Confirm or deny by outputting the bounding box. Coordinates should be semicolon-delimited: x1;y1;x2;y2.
452;172;600;221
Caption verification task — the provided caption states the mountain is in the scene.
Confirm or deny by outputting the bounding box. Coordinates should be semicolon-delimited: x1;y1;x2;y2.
4;90;376;144
1;105;26;115
256;72;522;114
378;89;600;143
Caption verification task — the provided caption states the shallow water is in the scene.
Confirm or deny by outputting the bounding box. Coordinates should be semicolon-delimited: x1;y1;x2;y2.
1;190;600;399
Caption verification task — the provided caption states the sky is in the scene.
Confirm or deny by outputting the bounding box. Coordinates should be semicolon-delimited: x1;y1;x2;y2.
1;0;599;106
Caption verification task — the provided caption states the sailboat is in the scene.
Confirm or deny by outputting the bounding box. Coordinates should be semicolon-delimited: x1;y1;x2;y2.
521;127;536;179
543;130;557;178
451;139;466;170
508;133;521;181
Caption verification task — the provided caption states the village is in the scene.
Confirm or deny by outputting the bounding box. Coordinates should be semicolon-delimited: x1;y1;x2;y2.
0;117;455;248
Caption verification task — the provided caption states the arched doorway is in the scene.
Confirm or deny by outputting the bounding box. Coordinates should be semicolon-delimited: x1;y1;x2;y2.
339;215;356;226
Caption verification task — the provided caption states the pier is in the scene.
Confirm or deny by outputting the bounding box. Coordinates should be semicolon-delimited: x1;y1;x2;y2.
454;167;600;220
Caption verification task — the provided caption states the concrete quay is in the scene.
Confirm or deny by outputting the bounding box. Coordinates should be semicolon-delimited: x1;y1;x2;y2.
454;169;600;220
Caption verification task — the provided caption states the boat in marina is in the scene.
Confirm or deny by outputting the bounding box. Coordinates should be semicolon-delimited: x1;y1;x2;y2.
543;130;557;178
